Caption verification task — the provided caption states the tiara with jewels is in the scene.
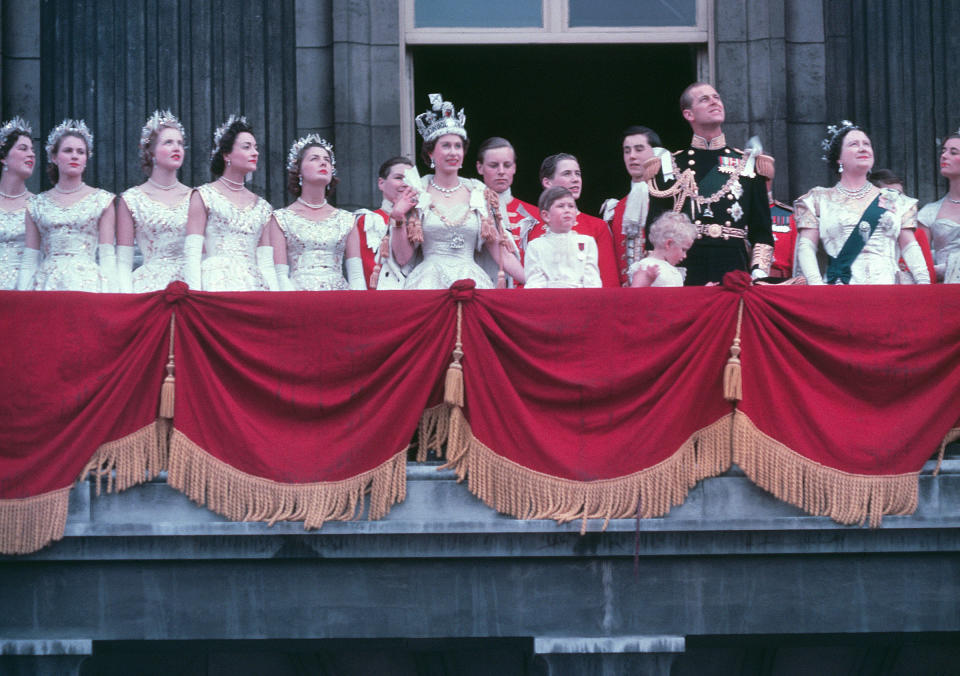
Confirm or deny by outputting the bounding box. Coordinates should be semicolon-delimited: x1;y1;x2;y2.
45;119;94;160
0;116;32;149
140;110;185;153
286;134;336;174
820;119;858;162
415;93;467;143
210;113;248;160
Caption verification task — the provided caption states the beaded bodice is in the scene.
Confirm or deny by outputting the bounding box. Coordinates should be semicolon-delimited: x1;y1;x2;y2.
420;203;480;262
28;189;114;259
122;186;189;261
196;184;272;260
274;207;353;275
0;205;27;289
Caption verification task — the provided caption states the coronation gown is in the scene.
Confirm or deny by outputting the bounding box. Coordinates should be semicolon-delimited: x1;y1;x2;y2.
273;207;354;290
28;189;115;291
121;185;189;292
0;203;26;289
794;186;917;285
195;183;273;291
918;198;960;283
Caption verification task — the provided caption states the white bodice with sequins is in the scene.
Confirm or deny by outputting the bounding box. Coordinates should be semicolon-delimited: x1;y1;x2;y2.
919;198;960;283
403;202;494;290
794;186;916;285
122;185;189;292
0;205;26;289
196;184;272;291
28;189;114;291
274;207;353;290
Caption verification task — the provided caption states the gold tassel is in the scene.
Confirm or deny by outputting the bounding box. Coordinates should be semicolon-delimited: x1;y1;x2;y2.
159;312;176;419
723;299;745;403
369;235;390;288
405;210;423;244
444;302;465;407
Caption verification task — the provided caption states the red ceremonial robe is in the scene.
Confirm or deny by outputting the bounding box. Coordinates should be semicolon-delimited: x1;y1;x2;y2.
355;207;390;290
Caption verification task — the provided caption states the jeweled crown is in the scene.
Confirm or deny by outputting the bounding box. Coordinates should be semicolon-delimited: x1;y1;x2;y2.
45;119;94;160
210;114;248;161
415;93;467;143
286;134;336;174
820;119;858;162
140;110;185;154
0;116;32;150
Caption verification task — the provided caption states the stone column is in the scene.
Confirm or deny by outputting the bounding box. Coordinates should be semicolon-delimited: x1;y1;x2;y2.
1;0;42;193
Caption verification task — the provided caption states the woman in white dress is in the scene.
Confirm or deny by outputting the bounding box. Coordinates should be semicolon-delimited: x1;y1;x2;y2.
794;121;929;285
18;119;117;292
267;135;365;290
391;93;524;290
115;110;191;292
918;131;960;283
0;116;35;289
184;114;276;291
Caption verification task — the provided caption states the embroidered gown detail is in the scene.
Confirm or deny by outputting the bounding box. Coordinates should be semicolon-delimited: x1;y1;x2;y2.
403;200;494;290
122;185;189;292
27;189;115;291
0;204;26;289
273;207;354;290
195;183;273;291
794;186;917;285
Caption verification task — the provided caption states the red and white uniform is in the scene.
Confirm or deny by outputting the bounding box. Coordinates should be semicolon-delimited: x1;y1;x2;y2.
529;211;619;288
495;189;541;266
769;198;797;278
354;200;391;290
601;182;650;286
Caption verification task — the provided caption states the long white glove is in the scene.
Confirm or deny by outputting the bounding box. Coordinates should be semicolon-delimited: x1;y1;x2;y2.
277;263;295;291
345;256;366;290
901;241;930;284
183;234;203;290
98;243;119;293
117;245;135;293
256;245;280;291
796;236;823;285
16;247;39;290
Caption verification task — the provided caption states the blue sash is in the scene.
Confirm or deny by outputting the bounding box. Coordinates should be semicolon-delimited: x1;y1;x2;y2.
825;194;886;285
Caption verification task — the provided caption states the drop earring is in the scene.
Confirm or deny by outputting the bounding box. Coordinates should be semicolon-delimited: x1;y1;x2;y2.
838;161;843;174
430;159;435;169
298;174;302;186
226;158;231;167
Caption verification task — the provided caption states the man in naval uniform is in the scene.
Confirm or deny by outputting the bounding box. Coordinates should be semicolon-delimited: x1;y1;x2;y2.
538;152;620;287
475;137;541;271
644;83;774;285
600;125;661;286
354;156;414;288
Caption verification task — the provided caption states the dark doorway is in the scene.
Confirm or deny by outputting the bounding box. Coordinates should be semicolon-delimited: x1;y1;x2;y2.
413;44;698;216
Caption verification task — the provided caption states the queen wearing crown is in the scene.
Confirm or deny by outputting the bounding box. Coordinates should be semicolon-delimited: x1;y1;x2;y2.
266;134;365;290
18;119;118;292
184;115;276;291
390;93;524;290
794;121;928;285
115;110;191;292
0;116;35;289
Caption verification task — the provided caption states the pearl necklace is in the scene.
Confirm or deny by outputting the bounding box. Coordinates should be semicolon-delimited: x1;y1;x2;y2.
297;196;328;209
835;182;872;199
947;195;960;205
0;187;26;199
53;182;85;195
218;176;245;192
148;177;179;190
430;177;463;197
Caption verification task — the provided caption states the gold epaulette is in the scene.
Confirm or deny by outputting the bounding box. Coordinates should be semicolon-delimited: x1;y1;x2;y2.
756;154;775;180
641;156;663;182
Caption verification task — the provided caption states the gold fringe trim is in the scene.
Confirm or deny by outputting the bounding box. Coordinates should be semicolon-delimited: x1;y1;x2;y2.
443;406;733;533
167;429;407;527
934;427;960;476
80;419;170;495
731;410;917;527
416;404;450;462
0;486;72;555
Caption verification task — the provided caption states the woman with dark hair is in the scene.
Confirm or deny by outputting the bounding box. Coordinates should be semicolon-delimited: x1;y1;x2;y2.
115;110;190;292
0;116;35;289
918;131;960;283
266;134;364;290
390;93;524;289
184;114;276;291
18;119;117;291
794;121;929;285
